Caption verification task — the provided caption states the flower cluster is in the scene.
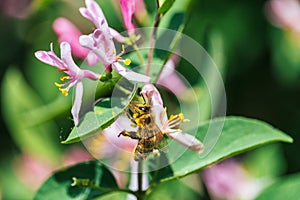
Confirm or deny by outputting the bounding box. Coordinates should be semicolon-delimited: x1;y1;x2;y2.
35;0;150;125
35;0;203;162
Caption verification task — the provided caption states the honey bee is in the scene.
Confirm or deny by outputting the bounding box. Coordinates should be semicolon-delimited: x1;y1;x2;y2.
118;101;166;161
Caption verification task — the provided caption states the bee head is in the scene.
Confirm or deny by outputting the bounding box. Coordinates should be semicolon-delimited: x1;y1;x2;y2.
129;102;151;116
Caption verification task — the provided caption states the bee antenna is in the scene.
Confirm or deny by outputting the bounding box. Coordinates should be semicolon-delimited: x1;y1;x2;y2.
141;93;146;103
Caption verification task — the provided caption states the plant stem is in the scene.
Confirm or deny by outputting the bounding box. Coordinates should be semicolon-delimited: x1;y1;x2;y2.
89;184;136;195
146;0;161;76
199;173;212;200
114;83;132;95
72;178;136;196
133;43;145;65
137;161;144;200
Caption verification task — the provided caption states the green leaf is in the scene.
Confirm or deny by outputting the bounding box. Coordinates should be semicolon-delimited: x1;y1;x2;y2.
0;160;34;199
93;192;128;200
1;68;61;159
255;173;300;200
243;144;287;178
62;85;138;144
147;178;200;200
158;0;175;15
34;161;118;200
160;117;293;183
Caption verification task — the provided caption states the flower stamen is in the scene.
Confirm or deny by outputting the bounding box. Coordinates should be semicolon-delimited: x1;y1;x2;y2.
123;58;131;66
168;113;187;128
121;44;125;54
59;88;69;96
54;82;63;87
60;75;70;81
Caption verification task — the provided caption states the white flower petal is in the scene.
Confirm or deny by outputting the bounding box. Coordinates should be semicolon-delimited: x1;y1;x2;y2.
60;42;80;74
35;50;65;70
79;34;94;49
140;84;163;106
151;105;168;131
71;82;84;126
167;130;203;152
109;27;127;43
82;0;107;29
87;52;99;66
102;115;138;151
112;62;150;83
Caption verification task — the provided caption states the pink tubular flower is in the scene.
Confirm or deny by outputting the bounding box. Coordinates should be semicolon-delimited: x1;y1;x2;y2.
63;147;93;167
202;159;263;200
134;0;148;23
266;0;300;33
83;116;142;190
53;17;89;59
80;29;150;82
79;0;126;43
140;84;203;152
35;42;100;125
79;0;149;82
13;154;54;190
157;55;187;97
120;0;136;33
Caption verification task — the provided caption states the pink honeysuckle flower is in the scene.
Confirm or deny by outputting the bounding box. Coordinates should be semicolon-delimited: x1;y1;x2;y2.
266;0;300;33
35;42;101;125
86;114;138;158
62;146;93;167
80;28;150;82
13;154;55;190
140;84;203;152
53;17;89;59
1;0;32;19
79;0;150;82
134;0;148;23
202;159;264;200
120;0;136;33
79;0;126;43
157;55;188;97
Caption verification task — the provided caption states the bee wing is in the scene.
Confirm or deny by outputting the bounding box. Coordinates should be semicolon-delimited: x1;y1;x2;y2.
140;124;162;138
167;130;203;152
115;114;138;132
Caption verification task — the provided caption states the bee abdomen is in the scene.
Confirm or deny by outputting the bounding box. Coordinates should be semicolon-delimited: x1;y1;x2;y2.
133;137;157;161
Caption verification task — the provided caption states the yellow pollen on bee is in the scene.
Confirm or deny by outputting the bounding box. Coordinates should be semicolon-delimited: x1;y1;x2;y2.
59;88;69;96
60;76;70;81
124;58;131;66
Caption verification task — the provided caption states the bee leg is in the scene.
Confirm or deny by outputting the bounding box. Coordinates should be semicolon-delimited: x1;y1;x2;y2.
118;130;140;139
125;111;137;126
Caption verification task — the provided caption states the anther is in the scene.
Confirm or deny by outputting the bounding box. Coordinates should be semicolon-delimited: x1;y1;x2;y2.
59;88;69;96
124;58;131;66
54;82;63;88
60;76;70;81
178;113;185;120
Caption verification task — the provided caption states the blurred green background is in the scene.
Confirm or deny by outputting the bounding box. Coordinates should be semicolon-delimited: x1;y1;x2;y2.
1;0;300;199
